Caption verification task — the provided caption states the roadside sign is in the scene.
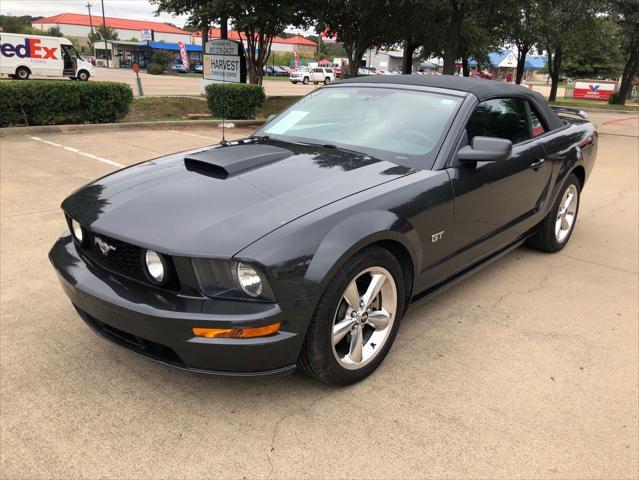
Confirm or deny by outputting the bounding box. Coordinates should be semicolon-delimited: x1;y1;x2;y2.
177;40;189;72
141;29;153;41
203;39;246;83
573;81;616;101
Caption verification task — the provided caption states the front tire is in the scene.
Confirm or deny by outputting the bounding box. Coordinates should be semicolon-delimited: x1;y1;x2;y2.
298;246;405;385
302;77;309;85
324;77;330;85
77;70;90;81
527;173;581;252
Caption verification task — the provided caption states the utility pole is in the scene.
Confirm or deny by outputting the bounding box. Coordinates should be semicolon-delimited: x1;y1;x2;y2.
100;0;109;68
220;14;228;39
86;3;94;34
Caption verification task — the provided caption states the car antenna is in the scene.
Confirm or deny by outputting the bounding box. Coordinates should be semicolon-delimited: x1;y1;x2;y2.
221;39;227;146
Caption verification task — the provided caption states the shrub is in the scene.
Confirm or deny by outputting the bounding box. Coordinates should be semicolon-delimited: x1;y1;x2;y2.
608;91;623;105
0;81;133;127
205;83;266;119
146;63;164;75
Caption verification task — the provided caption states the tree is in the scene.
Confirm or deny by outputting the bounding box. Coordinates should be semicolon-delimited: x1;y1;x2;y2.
44;26;64;37
610;0;639;104
562;17;624;79
312;0;396;78
0;15;41;34
502;0;544;83
88;25;119;45
538;0;600;101
152;0;220;47
226;0;310;84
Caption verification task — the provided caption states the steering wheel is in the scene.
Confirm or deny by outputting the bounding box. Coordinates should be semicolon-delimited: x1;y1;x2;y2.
397;129;436;148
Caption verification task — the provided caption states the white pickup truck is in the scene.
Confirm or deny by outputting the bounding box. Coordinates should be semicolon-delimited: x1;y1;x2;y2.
290;67;335;85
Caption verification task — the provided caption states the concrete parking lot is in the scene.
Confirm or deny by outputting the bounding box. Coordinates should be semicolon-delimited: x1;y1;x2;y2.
1;112;637;479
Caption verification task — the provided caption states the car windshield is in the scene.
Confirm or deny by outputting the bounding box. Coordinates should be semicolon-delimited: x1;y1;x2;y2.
259;86;461;164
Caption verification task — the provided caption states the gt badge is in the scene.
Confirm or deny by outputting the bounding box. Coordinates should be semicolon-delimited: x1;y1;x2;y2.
431;231;444;243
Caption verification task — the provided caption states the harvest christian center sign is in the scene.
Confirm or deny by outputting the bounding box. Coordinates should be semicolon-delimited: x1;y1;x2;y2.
203;39;246;84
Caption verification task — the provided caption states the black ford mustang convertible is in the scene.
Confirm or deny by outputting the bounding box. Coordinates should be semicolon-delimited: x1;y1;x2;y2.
50;75;597;385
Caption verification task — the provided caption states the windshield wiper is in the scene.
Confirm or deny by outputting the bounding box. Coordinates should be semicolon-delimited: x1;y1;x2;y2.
300;141;370;158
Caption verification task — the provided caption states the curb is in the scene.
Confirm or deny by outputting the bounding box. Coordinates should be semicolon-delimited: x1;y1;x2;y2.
0;119;266;137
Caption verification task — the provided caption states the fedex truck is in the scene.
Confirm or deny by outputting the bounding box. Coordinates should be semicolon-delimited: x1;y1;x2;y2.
0;33;93;81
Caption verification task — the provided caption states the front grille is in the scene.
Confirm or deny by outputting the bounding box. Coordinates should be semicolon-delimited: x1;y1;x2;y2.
84;231;148;283
72;225;179;290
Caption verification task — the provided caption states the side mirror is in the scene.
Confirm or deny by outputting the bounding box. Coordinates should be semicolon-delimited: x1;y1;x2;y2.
457;136;512;162
266;113;277;123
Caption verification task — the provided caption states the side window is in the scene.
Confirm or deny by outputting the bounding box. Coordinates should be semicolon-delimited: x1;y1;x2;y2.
528;104;547;137
312;68;322;73
325;68;333;73
466;98;531;144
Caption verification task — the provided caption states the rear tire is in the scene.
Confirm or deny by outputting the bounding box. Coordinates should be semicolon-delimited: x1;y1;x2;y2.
298;246;405;385
15;67;30;80
527;173;581;252
291;81;298;84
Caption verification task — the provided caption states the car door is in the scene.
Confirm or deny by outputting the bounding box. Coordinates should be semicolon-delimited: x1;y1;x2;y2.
444;97;554;273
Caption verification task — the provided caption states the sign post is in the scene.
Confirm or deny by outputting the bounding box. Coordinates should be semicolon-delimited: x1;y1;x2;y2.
132;63;143;96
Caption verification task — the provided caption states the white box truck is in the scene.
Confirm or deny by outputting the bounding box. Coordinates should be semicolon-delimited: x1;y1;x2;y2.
0;33;94;81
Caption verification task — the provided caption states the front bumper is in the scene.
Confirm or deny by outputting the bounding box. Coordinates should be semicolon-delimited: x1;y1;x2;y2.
49;234;300;376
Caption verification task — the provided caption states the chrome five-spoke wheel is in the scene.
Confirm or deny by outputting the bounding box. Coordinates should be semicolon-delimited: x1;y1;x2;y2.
555;184;578;243
332;267;397;370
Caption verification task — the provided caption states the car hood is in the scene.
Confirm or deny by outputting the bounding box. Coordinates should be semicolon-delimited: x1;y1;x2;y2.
62;140;411;257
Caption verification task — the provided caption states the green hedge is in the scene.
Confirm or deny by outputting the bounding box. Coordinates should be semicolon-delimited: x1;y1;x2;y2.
205;83;266;119
0;81;133;127
146;63;164;75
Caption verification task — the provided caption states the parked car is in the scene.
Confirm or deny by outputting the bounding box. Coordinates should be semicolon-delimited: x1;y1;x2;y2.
193;61;203;73
470;70;494;79
279;65;293;75
50;76;597;385
357;66;377;76
333;66;342;78
170;61;188;73
0;32;93;80
290;67;335;85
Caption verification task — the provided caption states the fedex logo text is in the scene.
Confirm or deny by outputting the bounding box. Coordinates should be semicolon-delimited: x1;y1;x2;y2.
0;38;58;60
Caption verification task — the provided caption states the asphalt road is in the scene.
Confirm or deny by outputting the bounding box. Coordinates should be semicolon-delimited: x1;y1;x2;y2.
9;67;568;98
1;112;637;479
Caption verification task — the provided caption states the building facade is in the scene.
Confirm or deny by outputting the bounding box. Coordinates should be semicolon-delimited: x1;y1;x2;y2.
32;13;192;44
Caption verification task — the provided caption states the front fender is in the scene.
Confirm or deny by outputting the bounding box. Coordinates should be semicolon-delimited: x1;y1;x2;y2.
303;210;420;293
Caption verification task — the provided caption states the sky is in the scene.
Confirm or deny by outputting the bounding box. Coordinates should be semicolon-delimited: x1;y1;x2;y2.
0;0;191;27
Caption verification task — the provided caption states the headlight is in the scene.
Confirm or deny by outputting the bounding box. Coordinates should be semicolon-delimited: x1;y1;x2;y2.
71;219;83;243
191;259;275;301
236;263;263;297
144;249;166;284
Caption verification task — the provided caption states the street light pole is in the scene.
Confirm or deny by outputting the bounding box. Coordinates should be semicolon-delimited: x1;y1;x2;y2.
100;0;109;68
86;3;94;34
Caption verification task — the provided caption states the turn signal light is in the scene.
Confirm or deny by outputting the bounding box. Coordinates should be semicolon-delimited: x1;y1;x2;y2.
192;322;281;338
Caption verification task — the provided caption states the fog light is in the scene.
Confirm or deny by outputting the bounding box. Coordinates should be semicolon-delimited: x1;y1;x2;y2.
71;219;83;243
192;322;281;338
144;250;166;284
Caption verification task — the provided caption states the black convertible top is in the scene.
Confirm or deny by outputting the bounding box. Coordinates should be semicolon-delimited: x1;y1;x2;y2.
339;74;564;130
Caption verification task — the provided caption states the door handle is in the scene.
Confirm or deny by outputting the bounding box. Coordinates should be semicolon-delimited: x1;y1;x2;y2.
530;158;545;170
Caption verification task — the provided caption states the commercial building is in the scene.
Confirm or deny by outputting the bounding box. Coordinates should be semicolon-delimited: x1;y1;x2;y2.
191;28;317;55
31;13;192;44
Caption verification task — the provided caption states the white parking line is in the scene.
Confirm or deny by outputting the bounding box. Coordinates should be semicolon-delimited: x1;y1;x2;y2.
28;136;124;168
168;129;218;140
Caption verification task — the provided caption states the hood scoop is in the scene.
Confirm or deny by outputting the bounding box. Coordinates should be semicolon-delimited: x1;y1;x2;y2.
184;143;291;179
